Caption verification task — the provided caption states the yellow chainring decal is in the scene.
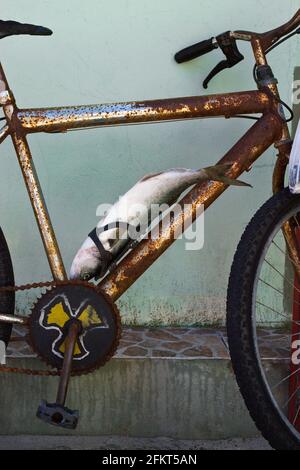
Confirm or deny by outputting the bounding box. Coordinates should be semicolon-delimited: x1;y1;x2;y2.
78;305;102;328
47;302;70;328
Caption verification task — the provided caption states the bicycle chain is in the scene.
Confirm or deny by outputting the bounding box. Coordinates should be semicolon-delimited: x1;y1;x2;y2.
0;279;101;376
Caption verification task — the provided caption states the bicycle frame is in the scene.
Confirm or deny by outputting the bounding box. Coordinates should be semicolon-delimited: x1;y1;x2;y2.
0;38;291;305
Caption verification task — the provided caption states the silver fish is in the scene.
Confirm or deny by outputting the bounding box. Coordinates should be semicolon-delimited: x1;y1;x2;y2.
70;164;251;281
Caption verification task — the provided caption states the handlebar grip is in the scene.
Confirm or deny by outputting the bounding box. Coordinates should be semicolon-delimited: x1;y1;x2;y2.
175;38;217;63
0;20;52;36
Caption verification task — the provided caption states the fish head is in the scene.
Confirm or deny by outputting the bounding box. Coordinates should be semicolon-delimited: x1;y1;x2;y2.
70;239;102;281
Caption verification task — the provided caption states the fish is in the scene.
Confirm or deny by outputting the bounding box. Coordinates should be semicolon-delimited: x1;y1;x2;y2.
70;163;251;281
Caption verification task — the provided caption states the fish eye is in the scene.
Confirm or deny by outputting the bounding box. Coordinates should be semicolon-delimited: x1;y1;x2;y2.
82;272;91;281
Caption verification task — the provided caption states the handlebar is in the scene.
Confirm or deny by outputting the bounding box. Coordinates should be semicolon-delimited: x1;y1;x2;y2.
174;9;300;88
250;8;300;50
175;31;244;88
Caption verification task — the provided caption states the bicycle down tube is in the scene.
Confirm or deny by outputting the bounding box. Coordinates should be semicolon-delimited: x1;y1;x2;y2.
0;62;284;301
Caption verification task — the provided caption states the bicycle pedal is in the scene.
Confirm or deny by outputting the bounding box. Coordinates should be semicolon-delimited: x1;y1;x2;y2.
36;400;79;429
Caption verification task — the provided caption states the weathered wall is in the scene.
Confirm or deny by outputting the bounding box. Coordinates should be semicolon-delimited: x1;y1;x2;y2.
0;357;259;439
0;0;299;325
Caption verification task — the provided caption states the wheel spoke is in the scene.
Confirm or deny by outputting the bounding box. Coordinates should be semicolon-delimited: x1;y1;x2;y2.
272;367;300;391
293;405;300;426
264;259;300;296
272;239;300;274
259;277;300;309
256;300;300;326
283;384;300;409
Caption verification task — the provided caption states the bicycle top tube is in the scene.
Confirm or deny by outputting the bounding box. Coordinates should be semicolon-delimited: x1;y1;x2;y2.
16;91;271;134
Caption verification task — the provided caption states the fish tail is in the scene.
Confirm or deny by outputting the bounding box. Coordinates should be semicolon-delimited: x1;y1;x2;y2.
201;164;252;188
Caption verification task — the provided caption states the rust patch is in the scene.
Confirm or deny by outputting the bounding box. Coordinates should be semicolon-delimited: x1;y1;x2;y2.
17;91;271;134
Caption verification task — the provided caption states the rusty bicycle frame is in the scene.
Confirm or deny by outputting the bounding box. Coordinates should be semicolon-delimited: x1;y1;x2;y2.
0;12;299;317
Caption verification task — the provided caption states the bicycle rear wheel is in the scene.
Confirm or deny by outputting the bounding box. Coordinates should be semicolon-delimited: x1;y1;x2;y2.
227;188;300;450
0;227;15;346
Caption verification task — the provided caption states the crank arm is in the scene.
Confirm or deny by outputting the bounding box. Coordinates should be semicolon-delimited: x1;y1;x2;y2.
56;320;82;406
36;319;82;429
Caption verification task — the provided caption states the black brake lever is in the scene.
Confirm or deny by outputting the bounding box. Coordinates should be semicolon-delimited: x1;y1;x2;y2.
203;60;230;89
203;31;244;89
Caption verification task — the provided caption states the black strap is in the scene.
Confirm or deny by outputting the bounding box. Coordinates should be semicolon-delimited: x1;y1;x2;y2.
88;228;113;276
88;221;140;277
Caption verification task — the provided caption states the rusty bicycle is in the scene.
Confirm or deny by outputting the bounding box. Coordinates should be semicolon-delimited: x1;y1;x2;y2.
0;11;300;450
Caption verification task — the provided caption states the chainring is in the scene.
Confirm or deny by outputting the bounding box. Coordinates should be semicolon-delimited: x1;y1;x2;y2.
28;284;121;375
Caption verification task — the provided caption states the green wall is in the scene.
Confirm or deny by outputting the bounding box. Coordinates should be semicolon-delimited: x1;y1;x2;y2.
0;0;299;325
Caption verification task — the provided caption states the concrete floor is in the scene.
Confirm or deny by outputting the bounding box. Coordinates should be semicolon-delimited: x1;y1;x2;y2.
0;435;272;450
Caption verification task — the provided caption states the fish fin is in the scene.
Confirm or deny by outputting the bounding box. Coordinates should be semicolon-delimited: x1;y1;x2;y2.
199;163;232;174
214;176;252;187
203;164;252;188
140;171;165;182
